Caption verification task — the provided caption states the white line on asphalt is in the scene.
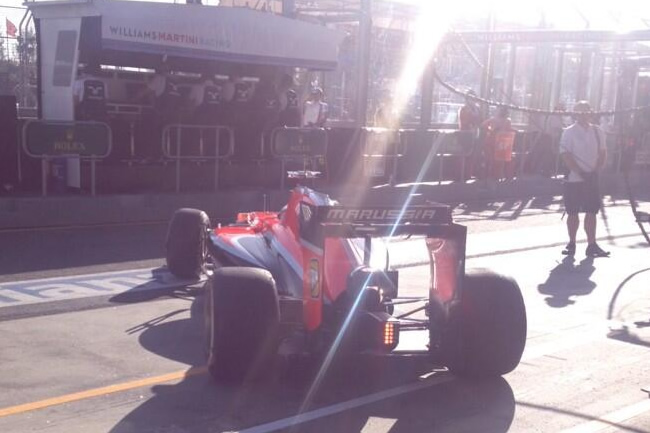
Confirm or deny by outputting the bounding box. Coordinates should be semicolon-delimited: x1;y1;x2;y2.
0;267;202;308
0;267;160;286
360;416;398;432
231;374;454;433
559;399;650;433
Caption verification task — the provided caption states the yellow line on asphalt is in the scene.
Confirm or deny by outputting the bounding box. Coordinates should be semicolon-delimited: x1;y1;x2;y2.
0;366;208;418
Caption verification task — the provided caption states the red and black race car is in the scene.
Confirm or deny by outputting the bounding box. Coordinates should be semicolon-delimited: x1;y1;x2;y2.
165;186;527;384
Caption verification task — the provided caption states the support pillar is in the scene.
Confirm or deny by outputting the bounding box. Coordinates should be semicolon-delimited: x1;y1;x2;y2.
420;59;434;130
479;11;496;115
505;43;517;103
576;49;593;101
355;0;372;127
282;0;295;17
551;48;565;109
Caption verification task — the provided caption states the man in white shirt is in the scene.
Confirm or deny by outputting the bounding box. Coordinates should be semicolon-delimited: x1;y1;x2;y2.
302;87;328;127
559;101;609;257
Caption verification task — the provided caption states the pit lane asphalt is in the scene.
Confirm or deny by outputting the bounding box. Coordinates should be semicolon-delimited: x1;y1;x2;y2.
1;197;649;432
0;193;572;282
0;221;168;283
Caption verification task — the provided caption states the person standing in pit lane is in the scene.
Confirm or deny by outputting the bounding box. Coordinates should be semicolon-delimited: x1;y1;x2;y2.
559;101;610;258
252;73;301;157
480;106;513;182
277;74;301;128
249;73;282;159
133;62;183;159
227;73;257;160
458;90;481;132
224;72;253;129
457;90;482;180
148;63;183;126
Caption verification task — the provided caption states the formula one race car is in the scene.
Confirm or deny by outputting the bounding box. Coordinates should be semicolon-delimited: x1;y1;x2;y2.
165;187;527;384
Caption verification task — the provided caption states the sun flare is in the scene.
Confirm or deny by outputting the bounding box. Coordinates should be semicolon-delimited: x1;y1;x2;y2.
386;1;460;128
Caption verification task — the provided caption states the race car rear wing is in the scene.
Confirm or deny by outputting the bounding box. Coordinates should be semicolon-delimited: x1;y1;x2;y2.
299;202;453;240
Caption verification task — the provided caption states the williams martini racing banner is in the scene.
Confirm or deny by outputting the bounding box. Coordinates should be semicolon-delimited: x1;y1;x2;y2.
96;0;345;69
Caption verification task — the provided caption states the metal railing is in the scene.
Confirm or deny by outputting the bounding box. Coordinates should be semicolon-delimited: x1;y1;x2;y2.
360;127;404;185
604;131;624;173
106;103;150;159
162;123;235;192
639;132;650;166
429;129;476;184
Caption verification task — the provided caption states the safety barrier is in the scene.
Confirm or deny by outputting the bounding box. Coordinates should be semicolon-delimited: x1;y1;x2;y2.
639;132;650;165
604;132;624;173
429;129;535;182
21;120;112;196
360;127;404;185
18;123;650;196
162;124;235;192
106;103;150;159
511;130;533;177
270;127;328;189
433;130;477;183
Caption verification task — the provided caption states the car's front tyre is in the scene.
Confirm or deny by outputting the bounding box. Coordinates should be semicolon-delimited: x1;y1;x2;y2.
166;208;210;279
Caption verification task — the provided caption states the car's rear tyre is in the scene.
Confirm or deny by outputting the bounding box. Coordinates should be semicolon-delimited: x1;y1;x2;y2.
166;208;210;279
446;269;527;377
205;267;280;384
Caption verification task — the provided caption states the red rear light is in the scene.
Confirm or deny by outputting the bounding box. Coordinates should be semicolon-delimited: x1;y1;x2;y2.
384;322;395;346
359;312;399;352
382;320;399;350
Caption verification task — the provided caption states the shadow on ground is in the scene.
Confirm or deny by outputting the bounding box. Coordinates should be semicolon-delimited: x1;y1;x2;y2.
537;256;597;308
109;295;516;433
451;195;562;223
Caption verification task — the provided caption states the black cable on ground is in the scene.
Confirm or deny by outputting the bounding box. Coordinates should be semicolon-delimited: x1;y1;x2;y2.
624;168;650;246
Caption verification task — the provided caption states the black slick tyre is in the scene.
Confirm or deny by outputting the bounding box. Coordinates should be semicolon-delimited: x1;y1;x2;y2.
447;269;527;378
166;208;210;279
205;267;280;384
